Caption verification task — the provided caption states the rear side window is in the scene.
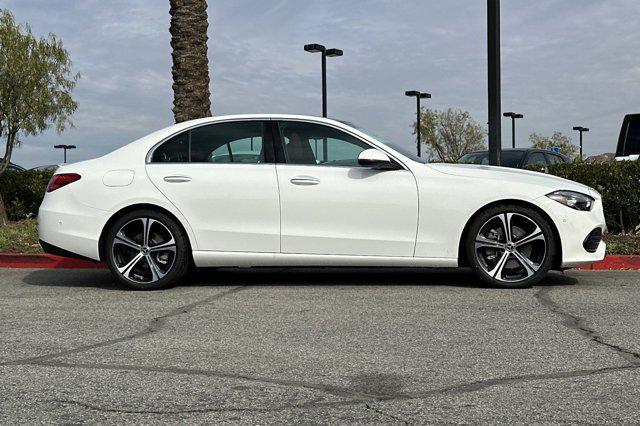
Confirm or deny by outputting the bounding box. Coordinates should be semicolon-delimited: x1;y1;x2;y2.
151;132;189;163
150;121;269;164
545;153;565;165
458;152;489;165
191;121;264;163
524;152;548;173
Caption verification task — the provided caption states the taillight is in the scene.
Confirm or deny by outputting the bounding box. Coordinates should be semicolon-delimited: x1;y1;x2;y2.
46;173;81;192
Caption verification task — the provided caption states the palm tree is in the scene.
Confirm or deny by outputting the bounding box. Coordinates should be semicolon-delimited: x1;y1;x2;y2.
169;0;212;123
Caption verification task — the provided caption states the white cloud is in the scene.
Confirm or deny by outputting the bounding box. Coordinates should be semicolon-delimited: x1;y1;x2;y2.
1;0;639;168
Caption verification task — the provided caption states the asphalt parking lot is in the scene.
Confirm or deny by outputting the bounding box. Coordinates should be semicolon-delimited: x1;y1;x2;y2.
1;267;640;424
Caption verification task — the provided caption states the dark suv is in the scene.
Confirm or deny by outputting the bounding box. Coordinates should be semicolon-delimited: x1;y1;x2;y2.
615;114;640;161
458;149;569;173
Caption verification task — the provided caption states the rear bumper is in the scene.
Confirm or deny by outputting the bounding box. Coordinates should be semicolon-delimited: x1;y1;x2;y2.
38;193;107;261
39;239;99;262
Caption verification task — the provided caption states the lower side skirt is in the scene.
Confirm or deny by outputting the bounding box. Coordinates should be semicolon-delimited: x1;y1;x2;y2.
192;251;458;268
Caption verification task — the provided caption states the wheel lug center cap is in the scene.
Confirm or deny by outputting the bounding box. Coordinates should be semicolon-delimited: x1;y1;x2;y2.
505;243;515;252
141;246;149;254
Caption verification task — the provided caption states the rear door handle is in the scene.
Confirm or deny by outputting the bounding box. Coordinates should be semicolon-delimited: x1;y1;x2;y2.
290;176;320;186
163;175;192;183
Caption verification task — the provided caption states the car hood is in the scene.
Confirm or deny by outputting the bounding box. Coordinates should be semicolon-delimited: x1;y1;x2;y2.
426;163;598;198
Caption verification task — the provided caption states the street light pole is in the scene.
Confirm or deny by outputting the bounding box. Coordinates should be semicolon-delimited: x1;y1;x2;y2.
487;0;501;165
405;91;431;157
54;144;76;163
304;44;343;117
503;112;523;148
572;126;589;160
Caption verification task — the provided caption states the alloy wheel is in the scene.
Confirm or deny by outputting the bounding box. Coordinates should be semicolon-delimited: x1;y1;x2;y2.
111;217;177;283
474;212;547;283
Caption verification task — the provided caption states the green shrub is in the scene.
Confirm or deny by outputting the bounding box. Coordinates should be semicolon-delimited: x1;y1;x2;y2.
0;169;54;220
548;161;640;234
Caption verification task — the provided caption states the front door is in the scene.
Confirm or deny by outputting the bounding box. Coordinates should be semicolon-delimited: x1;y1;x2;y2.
146;120;280;253
274;120;418;257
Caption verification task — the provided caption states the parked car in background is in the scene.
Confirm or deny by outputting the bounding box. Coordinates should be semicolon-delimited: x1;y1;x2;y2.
30;164;59;172
615;114;640;161
0;159;26;172
39;114;605;290
458;149;570;173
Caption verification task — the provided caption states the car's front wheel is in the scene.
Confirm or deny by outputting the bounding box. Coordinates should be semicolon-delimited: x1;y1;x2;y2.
465;205;556;288
105;209;190;290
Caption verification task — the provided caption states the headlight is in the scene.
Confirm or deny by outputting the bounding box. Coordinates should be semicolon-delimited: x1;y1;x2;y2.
547;190;594;211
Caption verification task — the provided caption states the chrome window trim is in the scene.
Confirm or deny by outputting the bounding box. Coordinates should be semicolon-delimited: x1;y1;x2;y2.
145;116;409;171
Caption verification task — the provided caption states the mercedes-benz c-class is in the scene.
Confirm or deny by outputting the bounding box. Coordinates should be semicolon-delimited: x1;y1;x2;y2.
38;115;606;289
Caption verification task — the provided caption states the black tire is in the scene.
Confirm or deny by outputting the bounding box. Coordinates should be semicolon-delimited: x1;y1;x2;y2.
465;204;556;289
105;209;190;290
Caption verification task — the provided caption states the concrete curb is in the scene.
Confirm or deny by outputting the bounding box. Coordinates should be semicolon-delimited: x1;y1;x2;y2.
0;253;638;271
0;253;106;269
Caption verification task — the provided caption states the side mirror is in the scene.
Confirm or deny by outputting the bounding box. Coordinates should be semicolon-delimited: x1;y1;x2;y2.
357;149;397;170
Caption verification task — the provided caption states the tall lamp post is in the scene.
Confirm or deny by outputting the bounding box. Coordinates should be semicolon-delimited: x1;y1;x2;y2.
572;126;589;160
304;43;343;117
405;91;431;157
54;144;76;163
503;112;523;148
487;0;502;166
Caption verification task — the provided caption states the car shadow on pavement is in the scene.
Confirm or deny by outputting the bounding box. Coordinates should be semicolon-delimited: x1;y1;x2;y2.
21;267;579;290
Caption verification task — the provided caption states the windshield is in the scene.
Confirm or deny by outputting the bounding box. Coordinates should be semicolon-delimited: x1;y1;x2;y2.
458;151;525;168
339;120;423;162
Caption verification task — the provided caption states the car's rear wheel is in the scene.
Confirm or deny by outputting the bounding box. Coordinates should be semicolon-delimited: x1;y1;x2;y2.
105;209;189;290
465;205;556;288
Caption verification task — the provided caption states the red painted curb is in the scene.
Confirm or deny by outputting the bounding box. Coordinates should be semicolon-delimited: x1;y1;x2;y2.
575;255;640;271
0;253;106;269
0;253;638;271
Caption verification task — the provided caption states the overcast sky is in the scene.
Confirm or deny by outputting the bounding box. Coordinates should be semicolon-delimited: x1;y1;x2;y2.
2;0;639;168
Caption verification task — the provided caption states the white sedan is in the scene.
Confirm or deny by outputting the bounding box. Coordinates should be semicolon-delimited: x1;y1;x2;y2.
38;114;606;290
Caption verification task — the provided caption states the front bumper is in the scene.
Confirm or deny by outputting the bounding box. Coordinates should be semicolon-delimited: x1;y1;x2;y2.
536;195;607;268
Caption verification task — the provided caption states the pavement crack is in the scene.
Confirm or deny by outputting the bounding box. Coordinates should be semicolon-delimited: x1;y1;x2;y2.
1;286;247;367
50;398;364;416
403;364;639;399
25;360;377;401
364;403;412;424
535;287;640;365
15;359;639;409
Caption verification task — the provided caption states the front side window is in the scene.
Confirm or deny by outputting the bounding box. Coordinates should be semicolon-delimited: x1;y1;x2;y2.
151;132;189;163
278;121;370;167
191;121;264;163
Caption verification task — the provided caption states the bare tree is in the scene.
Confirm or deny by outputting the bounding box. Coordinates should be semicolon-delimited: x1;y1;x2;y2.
414;108;486;162
529;132;579;160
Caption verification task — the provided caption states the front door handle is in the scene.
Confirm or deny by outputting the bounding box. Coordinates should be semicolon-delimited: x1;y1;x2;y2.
163;175;192;183
290;176;320;186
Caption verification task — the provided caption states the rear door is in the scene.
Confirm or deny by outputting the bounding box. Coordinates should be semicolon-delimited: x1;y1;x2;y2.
273;120;419;257
146;120;281;253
